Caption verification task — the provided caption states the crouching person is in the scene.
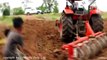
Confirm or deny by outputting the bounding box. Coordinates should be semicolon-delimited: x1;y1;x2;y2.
3;17;28;60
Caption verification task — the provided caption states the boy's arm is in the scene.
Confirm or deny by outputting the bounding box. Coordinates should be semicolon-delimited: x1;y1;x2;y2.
17;45;30;60
16;36;30;60
17;45;25;55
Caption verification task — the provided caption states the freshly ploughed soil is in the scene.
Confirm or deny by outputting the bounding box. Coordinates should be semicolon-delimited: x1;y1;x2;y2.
0;17;107;60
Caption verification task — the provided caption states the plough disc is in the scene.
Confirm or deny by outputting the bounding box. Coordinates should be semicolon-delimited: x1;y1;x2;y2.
101;35;107;47
73;35;107;59
88;39;98;58
76;46;85;59
62;33;107;60
83;42;92;58
97;37;106;48
94;38;103;51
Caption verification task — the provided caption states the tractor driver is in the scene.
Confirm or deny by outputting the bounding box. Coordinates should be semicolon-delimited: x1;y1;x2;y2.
67;0;78;11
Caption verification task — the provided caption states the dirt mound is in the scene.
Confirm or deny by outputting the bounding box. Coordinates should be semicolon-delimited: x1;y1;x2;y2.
22;20;65;60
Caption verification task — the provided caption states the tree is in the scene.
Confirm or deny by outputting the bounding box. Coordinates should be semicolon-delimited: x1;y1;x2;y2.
40;0;59;13
53;0;59;13
53;6;59;13
3;8;10;16
37;4;47;12
2;2;10;16
0;4;2;8
0;4;3;12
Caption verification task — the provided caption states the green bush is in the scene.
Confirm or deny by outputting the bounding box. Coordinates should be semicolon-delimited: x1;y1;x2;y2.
37;6;47;12
13;7;24;15
3;8;10;16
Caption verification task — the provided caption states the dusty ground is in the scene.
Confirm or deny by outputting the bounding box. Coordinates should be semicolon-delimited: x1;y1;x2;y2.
0;17;107;60
0;17;65;60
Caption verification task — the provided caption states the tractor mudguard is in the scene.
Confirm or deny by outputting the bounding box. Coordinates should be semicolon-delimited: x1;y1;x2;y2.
63;7;74;14
90;9;101;16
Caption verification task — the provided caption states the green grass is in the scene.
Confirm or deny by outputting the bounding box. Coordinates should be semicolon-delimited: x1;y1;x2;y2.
0;13;107;25
101;12;107;19
0;16;13;25
0;15;25;25
0;13;61;25
35;13;61;20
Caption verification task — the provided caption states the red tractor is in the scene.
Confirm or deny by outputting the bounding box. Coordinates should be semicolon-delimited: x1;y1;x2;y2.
56;0;103;43
56;0;107;60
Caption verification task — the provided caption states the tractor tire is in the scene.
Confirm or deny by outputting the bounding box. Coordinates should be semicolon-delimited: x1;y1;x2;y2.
90;15;104;33
61;14;75;43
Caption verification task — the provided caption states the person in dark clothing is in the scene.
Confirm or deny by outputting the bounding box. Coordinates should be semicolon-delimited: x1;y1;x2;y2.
4;29;11;37
3;17;25;60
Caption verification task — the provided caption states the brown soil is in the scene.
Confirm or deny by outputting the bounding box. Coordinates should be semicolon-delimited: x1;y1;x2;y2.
0;17;107;60
22;19;65;60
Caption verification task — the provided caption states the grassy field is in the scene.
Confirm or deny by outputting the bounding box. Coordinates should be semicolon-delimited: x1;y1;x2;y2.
0;13;107;25
101;12;107;19
0;16;12;25
0;15;26;25
0;13;61;25
35;13;61;20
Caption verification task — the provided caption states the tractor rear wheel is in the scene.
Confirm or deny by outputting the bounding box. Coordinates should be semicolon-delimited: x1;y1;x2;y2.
90;15;104;33
60;14;75;43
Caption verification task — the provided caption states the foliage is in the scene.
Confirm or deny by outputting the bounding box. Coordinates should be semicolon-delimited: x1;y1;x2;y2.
2;2;10;16
53;1;59;13
0;4;2;8
37;5;47;12
53;6;59;13
3;8;10;16
13;7;24;15
42;0;59;13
